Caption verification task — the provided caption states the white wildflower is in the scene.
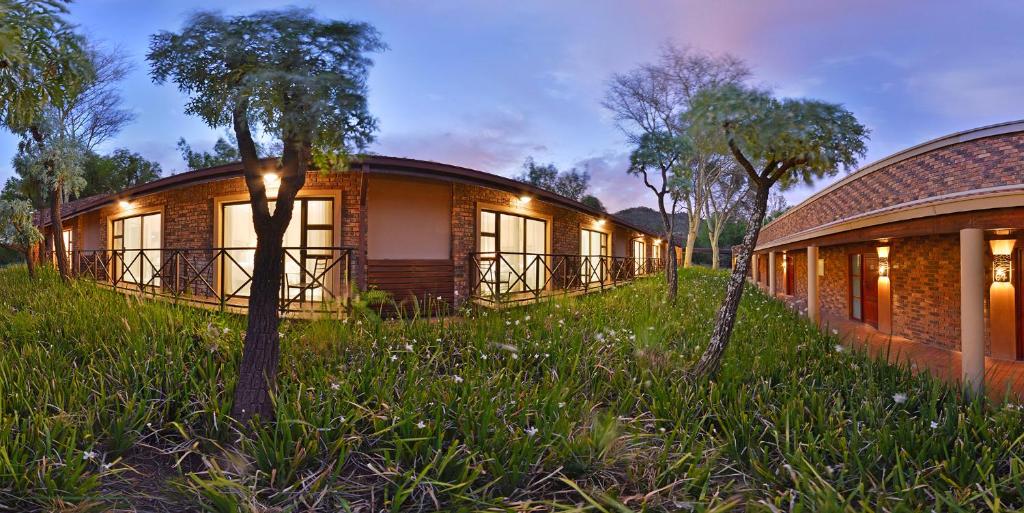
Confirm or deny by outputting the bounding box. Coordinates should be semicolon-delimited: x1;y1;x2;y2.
525;426;538;437
557;402;565;408
929;421;939;429
83;450;97;461
453;375;463;383
390;354;398;361
831;328;839;335
330;382;340;391
404;343;413;351
416;420;426;429
892;393;907;404
834;344;845;353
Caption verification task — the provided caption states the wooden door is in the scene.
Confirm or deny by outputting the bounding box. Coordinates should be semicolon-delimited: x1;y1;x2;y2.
785;254;795;294
863;254;879;328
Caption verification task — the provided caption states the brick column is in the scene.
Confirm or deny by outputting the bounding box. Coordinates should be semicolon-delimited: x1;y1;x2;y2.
768;251;777;296
960;228;985;395
806;246;818;324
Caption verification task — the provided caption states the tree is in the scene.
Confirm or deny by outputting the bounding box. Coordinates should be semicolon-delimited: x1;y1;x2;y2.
55;44;135;151
0;0;90;280
149;8;384;423
0;199;44;278
177;136;240;170
686;84;868;378
0;0;90;130
78;149;162;197
763;193;789;225
604;45;749;269
580;194;606;213
517;157;591;201
627;130;686;300
703;162;751;269
15;115;88;280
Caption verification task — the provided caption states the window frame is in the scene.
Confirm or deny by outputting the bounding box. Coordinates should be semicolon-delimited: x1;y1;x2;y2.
476;207;550;294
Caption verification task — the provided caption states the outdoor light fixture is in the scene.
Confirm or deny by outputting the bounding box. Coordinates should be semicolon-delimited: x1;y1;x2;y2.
654;238;662;244
595;218;606;226
876;246;890;277
263;173;281;199
518;194;532;205
118;200;131;209
990;239;1015;284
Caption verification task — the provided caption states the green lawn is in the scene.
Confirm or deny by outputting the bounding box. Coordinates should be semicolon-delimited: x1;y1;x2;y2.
1;266;1022;512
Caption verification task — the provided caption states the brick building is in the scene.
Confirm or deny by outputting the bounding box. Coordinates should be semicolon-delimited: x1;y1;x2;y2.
746;120;1024;392
37;156;664;315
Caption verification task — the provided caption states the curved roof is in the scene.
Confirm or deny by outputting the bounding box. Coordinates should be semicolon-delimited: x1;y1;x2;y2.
756;120;1024;249
45;155;659;236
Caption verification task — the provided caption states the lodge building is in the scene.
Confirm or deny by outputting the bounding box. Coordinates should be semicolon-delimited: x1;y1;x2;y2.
37;156;665;315
747;120;1024;392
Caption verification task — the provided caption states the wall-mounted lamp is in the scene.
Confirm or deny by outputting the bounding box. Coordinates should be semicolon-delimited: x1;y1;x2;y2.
991;240;1015;284
653;238;661;245
263;173;281;199
118;200;131;210
595;218;606;226
876;245;890;277
518;195;532;205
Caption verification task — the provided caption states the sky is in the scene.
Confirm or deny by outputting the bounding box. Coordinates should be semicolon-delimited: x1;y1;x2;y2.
3;1;1024;212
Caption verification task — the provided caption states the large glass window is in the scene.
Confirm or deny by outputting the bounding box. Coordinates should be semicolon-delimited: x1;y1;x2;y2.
581;228;608;283
112;212;161;286
61;228;73;265
220;198;334;300
478;210;547;294
632;238;646;274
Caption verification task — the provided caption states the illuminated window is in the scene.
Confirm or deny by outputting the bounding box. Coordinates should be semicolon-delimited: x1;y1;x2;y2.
112;212;162;286
478;210;546;294
580;228;608;284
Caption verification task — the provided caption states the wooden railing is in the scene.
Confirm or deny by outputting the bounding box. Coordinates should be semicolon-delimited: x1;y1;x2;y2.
468;251;664;305
59;246;354;316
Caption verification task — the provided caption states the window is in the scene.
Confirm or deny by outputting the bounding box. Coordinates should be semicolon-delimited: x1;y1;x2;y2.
581;228;608;283
478;210;547;294
850;254;862;320
632;238;646;274
61;228;73;265
220;198;334;300
112;212;161;286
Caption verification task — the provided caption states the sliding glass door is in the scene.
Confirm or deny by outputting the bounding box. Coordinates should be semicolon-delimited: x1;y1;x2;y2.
581;229;608;283
479;210;546;294
632;238;646;274
112;212;162;286
220;198;334;300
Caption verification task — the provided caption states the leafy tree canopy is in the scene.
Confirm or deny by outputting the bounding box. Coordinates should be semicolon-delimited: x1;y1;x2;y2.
0;0;92;132
517;157;592;202
78;149;162;197
580;194;606;213
687;84;868;190
148;8;385;170
0;198;43;249
177;136;239;170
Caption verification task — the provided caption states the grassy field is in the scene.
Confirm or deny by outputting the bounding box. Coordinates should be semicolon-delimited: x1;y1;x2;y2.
1;266;1023;512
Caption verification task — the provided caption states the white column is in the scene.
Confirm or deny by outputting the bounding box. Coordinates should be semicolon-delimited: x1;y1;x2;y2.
960;228;985;395
768;251;777;296
807;246;819;324
752;253;759;284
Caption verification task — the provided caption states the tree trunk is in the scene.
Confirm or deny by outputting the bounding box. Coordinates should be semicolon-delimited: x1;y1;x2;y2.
232;224;287;423
229;103;308;424
666;238;678;301
710;234;720;269
683;219;699;268
50;186;70;282
688;184;770;378
25;246;36;279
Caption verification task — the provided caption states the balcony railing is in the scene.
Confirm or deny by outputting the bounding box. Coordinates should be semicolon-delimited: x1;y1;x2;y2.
57;246;354;316
469;251;665;305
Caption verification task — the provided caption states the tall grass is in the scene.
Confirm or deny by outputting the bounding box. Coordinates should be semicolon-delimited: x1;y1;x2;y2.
0;265;1022;511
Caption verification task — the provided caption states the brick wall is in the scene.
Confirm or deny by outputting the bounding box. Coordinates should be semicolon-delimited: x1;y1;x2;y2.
759;131;1024;245
889;234;962;350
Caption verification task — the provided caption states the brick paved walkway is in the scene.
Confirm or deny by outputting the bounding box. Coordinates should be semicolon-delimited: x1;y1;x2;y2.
771;289;1024;401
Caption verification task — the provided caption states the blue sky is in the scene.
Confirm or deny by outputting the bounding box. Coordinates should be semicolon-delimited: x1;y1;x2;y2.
3;1;1023;211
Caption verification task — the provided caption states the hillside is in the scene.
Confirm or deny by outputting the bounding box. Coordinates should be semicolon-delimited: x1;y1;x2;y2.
614;206;688;239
